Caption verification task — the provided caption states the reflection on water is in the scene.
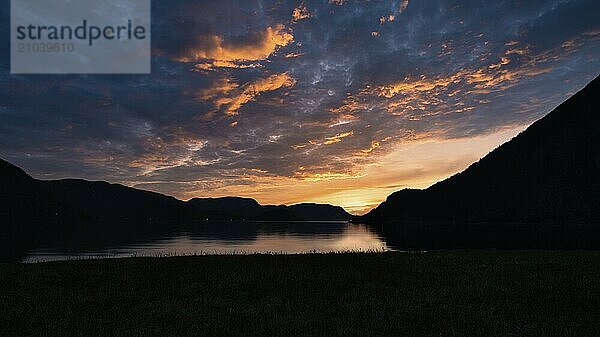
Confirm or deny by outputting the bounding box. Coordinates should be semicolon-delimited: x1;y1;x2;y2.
12;220;600;263
21;222;388;263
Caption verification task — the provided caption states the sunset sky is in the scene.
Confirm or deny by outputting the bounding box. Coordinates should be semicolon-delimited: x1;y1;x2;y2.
1;0;599;214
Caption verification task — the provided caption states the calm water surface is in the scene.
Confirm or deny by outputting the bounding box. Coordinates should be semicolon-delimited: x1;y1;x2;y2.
22;222;389;263
13;221;600;262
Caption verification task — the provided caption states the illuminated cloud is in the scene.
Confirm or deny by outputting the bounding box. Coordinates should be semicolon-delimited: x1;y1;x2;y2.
324;131;354;145
198;73;297;115
192;60;262;71
284;52;303;58
170;24;293;68
378;74;463;98
226;73;296;115
338;42;565;123
360;141;381;155
292;4;311;22
196;77;238;101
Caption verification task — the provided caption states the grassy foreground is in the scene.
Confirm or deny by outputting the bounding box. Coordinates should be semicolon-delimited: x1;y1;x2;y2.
2;251;600;337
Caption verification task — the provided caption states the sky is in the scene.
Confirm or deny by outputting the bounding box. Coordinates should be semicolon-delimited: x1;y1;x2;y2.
1;0;599;214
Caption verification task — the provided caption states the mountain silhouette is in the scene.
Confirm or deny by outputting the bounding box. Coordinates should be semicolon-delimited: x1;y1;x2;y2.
0;159;62;220
0;161;350;224
188;197;263;219
361;75;600;224
42;179;192;222
188;197;350;221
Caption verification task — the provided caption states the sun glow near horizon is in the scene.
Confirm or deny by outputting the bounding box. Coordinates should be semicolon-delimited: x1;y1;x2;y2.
172;125;527;215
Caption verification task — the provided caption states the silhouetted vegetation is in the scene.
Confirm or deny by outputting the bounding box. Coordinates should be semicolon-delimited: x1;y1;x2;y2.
361;75;600;224
2;251;600;337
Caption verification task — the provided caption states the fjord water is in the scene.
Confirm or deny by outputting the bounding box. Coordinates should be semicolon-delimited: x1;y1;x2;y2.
20;222;388;263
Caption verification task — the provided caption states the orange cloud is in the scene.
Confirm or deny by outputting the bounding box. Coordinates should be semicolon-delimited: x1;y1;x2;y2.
324;131;354;145
294;171;359;182
193;60;262;71
327;42;561;125
378;74;464;98
377;42;558;102
360;141;381;155
198;73;296;115
226;73;296;115
196;77;238;101
488;56;511;70
292;4;311;22
285;52;303;58
175;24;294;68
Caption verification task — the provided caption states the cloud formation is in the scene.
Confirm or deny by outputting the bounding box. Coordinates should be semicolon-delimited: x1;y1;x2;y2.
198;73;296;115
292;4;311;22
163;24;293;69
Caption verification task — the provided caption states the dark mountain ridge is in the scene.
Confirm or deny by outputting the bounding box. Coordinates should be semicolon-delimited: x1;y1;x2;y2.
187;197;349;221
42;179;192;222
0;159;63;219
0;161;350;224
361;75;600;224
